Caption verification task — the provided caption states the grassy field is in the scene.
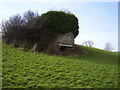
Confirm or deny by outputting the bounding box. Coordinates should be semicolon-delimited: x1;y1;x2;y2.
2;43;118;88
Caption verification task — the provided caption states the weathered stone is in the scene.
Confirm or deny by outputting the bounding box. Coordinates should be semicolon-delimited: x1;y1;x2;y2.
59;32;74;45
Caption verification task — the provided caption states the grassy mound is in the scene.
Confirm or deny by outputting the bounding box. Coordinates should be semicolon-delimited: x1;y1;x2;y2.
2;44;118;88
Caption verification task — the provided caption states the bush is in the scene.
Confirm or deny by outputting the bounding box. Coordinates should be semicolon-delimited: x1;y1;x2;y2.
1;10;79;53
41;11;79;38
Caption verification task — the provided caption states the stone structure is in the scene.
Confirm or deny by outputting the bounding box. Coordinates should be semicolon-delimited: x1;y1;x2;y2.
31;32;75;56
46;32;74;54
59;32;74;49
59;32;74;45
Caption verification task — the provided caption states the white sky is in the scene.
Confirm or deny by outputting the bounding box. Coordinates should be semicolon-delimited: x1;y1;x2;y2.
0;1;118;51
0;0;119;2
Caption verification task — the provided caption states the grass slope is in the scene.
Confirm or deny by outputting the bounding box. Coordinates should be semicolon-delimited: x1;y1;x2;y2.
2;44;118;88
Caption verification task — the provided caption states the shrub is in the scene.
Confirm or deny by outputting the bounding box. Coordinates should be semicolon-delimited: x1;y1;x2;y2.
41;11;79;38
1;10;79;54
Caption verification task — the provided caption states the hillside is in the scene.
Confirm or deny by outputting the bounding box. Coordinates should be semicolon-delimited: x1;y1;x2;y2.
2;44;118;88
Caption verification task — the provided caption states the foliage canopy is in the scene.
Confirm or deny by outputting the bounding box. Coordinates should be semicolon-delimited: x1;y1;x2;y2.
1;10;79;52
41;11;79;37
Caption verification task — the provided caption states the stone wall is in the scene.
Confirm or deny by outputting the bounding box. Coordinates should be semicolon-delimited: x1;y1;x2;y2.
44;32;74;54
59;32;74;45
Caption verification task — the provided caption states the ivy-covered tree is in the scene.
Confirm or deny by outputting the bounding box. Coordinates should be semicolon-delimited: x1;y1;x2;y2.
1;10;79;52
41;11;79;38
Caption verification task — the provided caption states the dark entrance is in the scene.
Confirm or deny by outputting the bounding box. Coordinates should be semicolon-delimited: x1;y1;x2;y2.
59;44;73;51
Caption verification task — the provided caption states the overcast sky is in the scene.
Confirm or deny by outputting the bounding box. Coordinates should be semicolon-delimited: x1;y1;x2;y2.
0;0;118;51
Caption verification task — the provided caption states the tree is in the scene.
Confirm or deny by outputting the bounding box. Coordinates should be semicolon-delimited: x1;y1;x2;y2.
41;11;79;38
82;40;94;47
1;10;79;52
1;14;23;40
0;20;9;37
23;10;39;23
104;43;113;51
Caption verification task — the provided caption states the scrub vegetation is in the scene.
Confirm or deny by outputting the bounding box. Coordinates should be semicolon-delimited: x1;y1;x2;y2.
1;11;79;53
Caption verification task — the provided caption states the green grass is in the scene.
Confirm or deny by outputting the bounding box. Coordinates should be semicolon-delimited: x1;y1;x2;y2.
2;44;118;88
